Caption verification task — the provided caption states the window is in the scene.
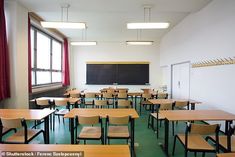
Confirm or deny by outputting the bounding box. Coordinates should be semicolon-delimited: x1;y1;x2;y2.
31;26;62;86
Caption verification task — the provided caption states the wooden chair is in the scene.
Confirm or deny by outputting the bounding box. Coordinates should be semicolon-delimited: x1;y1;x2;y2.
70;93;80;98
117;93;128;100
106;89;115;94
106;116;131;144
139;93;153;115
75;115;104;144
172;123;220;157
0;117;45;144
147;103;174;138
83;93;97;108
34;99;52;129
156;93;168;99
53;100;70;129
116;100;132;108
206;124;235;153
174;101;190;110
102;92;115;108
94;100;108;108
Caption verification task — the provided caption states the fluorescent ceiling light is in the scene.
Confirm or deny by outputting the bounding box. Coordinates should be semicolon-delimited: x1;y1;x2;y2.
126;41;153;45
41;21;86;29
71;41;97;46
127;22;170;29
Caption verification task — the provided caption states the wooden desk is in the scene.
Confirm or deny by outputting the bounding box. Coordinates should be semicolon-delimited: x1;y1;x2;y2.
0;144;130;157
64;89;81;96
64;108;139;157
0;109;54;144
160;110;235;156
217;153;235;157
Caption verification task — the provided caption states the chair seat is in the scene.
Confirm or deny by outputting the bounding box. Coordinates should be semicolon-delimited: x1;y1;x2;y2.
150;112;165;120
5;129;42;143
209;135;235;152
108;126;129;138
55;109;69;115
141;101;152;105
79;127;101;139
177;134;215;151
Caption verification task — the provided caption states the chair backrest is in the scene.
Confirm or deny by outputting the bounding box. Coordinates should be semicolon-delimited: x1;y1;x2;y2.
189;123;219;135
141;93;152;100
157;93;168;99
54;100;68;107
118;89;128;93
174;101;189;109
1;117;23;129
117;93;128;99
102;93;113;99
70;93;80;98
108;116;130;125
85;93;96;98
36;99;50;106
159;103;173;110
94;100;108;106
117;100;132;108
77;115;100;125
106;89;115;94
142;89;153;94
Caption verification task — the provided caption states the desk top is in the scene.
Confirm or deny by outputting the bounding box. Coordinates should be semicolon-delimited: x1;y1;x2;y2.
217;153;235;157
0;109;54;120
64;108;139;119
149;99;201;105
31;97;80;104
149;99;175;104
64;89;81;96
160;110;235;121
0;144;130;157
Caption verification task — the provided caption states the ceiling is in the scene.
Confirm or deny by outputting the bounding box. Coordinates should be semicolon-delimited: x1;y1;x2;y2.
18;0;212;43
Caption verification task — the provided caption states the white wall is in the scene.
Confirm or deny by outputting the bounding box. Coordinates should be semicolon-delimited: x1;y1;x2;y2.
70;42;161;92
0;0;29;108
159;0;235;129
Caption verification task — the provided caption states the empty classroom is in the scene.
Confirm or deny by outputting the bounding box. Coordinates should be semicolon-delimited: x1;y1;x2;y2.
0;0;235;157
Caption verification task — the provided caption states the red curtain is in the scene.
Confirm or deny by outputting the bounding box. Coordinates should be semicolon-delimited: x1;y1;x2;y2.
62;38;70;86
28;14;32;93
0;0;10;100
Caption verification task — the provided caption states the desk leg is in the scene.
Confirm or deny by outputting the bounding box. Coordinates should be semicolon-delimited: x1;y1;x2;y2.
225;120;232;135
134;96;137;110
191;103;195;110
44;116;50;144
70;118;75;144
131;119;135;157
160;119;169;156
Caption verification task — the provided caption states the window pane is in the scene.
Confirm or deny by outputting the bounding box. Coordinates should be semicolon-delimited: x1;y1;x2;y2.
37;71;51;84
31;29;34;68
32;71;35;85
52;40;62;70
37;32;50;69
52;72;62;83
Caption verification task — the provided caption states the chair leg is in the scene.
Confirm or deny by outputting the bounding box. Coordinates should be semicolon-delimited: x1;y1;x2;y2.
147;114;151;128
58;115;60;123
84;140;86;145
139;104;142;115
172;135;177;155
63;117;65;124
172;121;175;136
43;131;46;144
185;148;188;157
202;152;205;157
194;152;197;157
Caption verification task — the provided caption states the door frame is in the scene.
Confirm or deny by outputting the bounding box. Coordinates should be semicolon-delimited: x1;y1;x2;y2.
170;61;191;99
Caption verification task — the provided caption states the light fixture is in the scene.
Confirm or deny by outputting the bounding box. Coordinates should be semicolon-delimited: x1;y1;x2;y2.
71;28;97;46
126;29;154;46
71;41;97;46
41;4;86;29
127;22;169;29
126;41;153;45
127;6;170;29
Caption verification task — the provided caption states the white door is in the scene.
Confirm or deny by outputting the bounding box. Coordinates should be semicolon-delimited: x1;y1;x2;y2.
172;62;190;99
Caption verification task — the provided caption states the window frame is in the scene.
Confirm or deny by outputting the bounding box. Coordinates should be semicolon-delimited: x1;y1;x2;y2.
31;25;63;87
